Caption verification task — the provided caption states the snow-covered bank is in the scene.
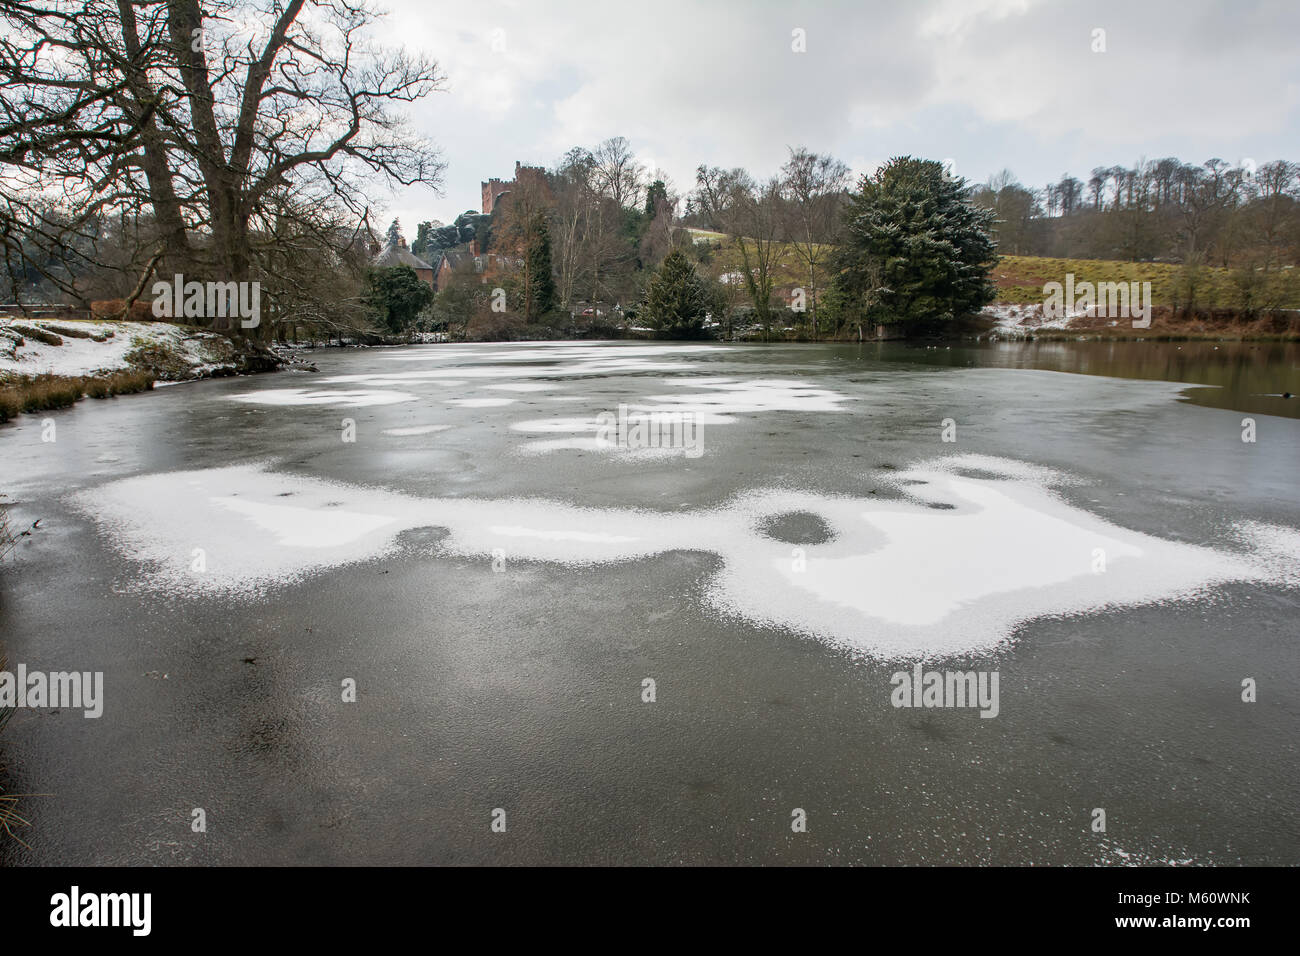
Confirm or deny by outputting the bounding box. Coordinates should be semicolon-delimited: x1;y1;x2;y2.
0;317;284;380
978;303;1075;338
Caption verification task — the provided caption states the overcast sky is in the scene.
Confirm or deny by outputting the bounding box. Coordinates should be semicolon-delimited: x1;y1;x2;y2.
367;0;1300;233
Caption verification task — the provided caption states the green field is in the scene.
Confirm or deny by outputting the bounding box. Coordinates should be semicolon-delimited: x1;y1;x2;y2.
993;255;1300;310
686;224;1300;312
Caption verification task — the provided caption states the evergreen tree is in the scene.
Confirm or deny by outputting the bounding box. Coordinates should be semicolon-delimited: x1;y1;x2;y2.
364;265;433;333
644;179;668;218
525;212;557;320
411;221;433;257
386;218;403;247
830;157;996;329
645;249;708;337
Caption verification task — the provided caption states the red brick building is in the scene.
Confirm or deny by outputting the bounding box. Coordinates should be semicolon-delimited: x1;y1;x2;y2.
434;244;522;292
372;239;435;288
481;161;550;215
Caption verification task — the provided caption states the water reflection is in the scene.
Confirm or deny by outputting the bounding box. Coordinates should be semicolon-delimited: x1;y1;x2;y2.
869;340;1299;419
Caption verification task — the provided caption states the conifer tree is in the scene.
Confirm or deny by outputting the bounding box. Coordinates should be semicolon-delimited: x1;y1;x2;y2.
525;212;557;320
645;249;708;337
830;157;997;330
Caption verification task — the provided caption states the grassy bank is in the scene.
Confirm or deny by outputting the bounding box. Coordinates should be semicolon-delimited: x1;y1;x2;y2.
1029;308;1300;341
0;650;28;847
993;255;1300;310
0;369;155;423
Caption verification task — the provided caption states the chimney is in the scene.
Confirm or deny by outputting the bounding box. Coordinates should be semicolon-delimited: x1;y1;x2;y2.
469;239;479;256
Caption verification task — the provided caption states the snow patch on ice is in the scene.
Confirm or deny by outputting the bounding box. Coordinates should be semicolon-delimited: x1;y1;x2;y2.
381;425;451;436
511;378;851;455
229;388;416;407
447;397;515;408
68;454;1297;658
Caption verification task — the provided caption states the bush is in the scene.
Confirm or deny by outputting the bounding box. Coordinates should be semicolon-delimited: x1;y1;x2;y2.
11;376;81;413
465;312;527;341
0;370;155;423
100;369;155;396
363;266;434;333
124;340;192;379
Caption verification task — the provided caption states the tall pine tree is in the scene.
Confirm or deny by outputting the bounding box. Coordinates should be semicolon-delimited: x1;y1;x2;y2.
645;249;708;338
830;157;996;330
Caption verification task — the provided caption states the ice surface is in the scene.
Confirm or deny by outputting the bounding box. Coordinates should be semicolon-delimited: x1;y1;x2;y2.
228;388;417;406
381;425;451;436
511;378;852;454
70;454;1296;658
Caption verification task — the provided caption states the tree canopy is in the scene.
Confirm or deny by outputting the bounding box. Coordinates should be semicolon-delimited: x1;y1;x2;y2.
365;266;433;334
645;249;708;337
830;157;997;328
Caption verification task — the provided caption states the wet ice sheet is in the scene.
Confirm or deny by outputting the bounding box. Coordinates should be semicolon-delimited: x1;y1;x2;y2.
69;454;1297;658
229;388;417;407
381;425;451;436
227;343;741;407
378;343;725;364
447;397;516;408
512;378;852;454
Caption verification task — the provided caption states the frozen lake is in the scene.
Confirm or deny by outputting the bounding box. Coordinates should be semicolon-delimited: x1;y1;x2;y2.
1;339;1297;864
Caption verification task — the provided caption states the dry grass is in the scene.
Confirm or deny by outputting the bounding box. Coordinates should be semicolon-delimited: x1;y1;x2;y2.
0;793;31;848
0;495;13;563
0;655;33;849
994;255;1300;310
0;369;155;423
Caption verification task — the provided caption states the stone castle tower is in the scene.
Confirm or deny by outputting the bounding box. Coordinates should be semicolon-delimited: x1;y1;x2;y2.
481;161;549;215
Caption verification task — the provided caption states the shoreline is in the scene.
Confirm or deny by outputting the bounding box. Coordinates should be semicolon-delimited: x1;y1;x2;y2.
2;312;1294;426
0;317;312;424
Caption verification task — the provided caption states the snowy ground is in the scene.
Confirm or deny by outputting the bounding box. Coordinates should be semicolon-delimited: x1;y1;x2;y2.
0;317;238;379
979;302;1134;337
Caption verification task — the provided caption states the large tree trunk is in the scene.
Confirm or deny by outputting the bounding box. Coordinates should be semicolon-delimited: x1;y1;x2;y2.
116;1;192;278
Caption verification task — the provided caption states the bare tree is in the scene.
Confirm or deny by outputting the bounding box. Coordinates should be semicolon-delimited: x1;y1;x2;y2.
698;167;787;336
691;164;747;232
1251;160;1300;271
550;147;595;308
590;136;639;210
1;0;446;336
780;146;849;337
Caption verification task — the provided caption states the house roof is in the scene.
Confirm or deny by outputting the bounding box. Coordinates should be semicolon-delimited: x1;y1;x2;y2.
372;242;433;271
438;248;472;270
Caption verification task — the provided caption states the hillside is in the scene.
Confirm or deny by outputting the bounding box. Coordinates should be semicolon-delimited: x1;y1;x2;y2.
687;226;1300;315
993;256;1300;309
